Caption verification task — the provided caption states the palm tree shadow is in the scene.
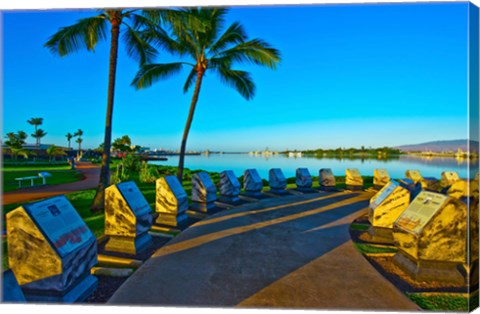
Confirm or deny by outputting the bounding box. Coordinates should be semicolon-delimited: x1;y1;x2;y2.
110;195;369;306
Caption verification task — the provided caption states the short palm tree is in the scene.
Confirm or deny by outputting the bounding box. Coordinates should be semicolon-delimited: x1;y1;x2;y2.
45;9;165;211
132;8;281;182
4;131;28;160
31;129;47;146
46;144;66;162
27;117;43;146
66;132;73;149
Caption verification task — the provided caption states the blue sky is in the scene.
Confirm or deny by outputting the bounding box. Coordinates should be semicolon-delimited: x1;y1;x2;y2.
2;2;472;152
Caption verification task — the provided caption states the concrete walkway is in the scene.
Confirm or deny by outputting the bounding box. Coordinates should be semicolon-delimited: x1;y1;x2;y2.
109;191;419;310
3;162;100;205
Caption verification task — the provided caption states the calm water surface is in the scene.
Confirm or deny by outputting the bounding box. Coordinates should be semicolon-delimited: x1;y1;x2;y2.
151;154;476;180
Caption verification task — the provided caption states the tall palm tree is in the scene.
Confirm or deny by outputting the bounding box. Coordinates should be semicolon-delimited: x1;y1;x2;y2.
66;132;73;149
27;117;43;146
74;129;84;138
132;8;281;182
76;137;83;154
45;9;164;212
31;129;47;147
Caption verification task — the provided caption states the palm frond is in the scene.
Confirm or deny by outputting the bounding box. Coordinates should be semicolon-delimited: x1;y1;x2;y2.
141;25;193;57
144;9;206;33
216;68;255;100
213;38;281;69
208;22;247;57
122;23;158;65
132;62;184;89
44;15;108;56
183;68;198;93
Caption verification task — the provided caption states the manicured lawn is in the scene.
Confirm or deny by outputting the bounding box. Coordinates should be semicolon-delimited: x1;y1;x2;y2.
2;170;82;192
2;162;70;171
407;293;473;311
354;243;398;254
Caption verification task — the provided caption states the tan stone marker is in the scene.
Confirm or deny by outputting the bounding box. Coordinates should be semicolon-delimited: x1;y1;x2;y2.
155;175;188;227
319;168;336;191
104;181;153;255
392;191;469;284
405;169;439;191
6;195;98;302
368;180;411;244
345;168;363;191
373;168;390;190
440;171;461;189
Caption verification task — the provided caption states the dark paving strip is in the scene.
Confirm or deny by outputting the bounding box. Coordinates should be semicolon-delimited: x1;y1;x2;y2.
186;192;362;236
108;193;386;307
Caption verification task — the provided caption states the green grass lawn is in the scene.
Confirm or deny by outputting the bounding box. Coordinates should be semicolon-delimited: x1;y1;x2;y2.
407;293;474;311
354;243;398;254
2;169;83;192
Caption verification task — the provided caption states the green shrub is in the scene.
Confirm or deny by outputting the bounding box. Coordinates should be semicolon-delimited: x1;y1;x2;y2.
139;162;158;183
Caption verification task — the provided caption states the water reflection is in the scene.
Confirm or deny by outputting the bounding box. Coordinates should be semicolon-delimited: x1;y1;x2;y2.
151;154;475;180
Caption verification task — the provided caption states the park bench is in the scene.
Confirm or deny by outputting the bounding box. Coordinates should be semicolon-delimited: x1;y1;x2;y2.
14;172;52;188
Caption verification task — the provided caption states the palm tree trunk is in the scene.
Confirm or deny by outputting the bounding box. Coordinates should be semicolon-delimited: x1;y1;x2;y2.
177;70;204;182
91;15;121;212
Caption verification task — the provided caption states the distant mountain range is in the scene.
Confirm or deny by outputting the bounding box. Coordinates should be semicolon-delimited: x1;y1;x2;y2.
395;139;479;153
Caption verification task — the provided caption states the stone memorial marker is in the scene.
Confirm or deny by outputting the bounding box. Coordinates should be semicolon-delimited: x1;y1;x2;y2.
405;170;423;184
269;168;287;194
373;169;390;189
219;170;241;203
6;195;97;302
446;179;468;199
191;172;218;212
243;169;264;197
295;168;313;191
346;168;363;190
392;191;468;284
105;181;153;255
155;176;188;227
367;180;410;243
440;171;460;188
405;169;438;190
319;168;336;191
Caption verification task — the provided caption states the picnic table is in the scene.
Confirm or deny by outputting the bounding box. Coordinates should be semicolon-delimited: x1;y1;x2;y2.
14;172;52;188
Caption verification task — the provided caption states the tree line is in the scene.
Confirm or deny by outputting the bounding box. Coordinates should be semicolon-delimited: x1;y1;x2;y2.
299;146;403;158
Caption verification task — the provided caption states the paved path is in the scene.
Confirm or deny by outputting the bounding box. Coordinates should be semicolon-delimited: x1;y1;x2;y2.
109;191;419;310
3;162;100;205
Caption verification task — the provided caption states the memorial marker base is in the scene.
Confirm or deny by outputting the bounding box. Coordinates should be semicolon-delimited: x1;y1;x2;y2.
190;201;216;213
346;185;363;191
155;213;188;227
105;233;152;255
367;226;394;244
23;275;98;303
319;186;336;192
393;252;465;285
218;195;241;204
242;190;263;197
269;188;288;195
